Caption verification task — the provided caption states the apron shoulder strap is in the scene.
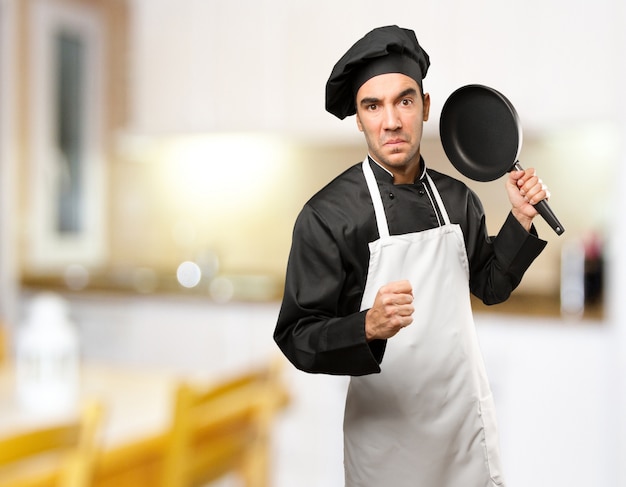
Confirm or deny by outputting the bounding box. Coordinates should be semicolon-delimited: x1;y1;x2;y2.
362;159;390;238
362;159;453;233
424;172;451;226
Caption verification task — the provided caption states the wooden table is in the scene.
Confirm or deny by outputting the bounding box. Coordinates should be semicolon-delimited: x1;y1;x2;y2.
0;362;205;486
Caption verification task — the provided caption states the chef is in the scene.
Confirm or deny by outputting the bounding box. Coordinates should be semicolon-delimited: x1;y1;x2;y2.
274;25;548;487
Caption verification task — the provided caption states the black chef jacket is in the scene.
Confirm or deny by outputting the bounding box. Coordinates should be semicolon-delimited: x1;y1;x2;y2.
274;157;547;376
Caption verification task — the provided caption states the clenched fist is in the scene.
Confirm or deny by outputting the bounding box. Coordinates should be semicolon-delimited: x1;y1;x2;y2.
365;280;414;341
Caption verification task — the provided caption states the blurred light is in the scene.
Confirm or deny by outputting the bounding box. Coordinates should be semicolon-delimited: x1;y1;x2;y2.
64;264;89;290
195;249;220;281
176;261;202;288
209;276;234;303
158;133;288;210
132;267;158;294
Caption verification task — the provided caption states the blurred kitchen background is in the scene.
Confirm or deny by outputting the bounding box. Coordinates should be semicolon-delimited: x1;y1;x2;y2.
1;0;626;486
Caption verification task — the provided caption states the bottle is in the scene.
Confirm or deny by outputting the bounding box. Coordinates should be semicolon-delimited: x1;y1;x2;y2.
560;239;585;319
16;292;79;413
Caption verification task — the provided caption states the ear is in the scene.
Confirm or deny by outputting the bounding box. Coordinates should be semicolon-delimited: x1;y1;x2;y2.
356;113;364;132
422;93;431;122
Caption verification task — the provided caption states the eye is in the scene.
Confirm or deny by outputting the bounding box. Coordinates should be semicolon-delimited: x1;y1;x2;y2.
366;103;379;111
400;98;413;107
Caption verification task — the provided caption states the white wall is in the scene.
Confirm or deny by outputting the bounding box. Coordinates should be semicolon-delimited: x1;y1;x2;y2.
477;316;615;487
608;168;626;485
608;2;626;481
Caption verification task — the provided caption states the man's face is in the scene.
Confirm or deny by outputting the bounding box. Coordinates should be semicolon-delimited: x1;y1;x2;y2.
355;73;430;181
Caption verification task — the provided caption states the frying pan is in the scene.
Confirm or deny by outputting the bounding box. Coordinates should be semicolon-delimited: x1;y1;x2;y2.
439;84;564;235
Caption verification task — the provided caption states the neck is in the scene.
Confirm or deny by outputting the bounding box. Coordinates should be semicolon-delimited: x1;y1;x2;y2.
393;165;420;184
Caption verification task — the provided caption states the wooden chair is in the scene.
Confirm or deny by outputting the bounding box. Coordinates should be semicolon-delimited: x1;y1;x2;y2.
161;357;289;487
0;401;103;487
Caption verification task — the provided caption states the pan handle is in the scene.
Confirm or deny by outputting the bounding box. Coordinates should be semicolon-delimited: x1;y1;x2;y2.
513;162;565;236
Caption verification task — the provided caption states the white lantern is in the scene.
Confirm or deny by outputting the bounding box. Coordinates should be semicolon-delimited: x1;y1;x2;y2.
16;292;80;413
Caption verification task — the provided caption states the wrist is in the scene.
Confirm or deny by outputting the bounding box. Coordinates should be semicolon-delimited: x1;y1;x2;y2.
511;208;533;232
364;309;375;342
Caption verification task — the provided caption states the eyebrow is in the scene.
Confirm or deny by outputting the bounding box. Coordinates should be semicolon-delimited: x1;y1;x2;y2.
359;96;380;107
358;87;419;107
398;87;418;99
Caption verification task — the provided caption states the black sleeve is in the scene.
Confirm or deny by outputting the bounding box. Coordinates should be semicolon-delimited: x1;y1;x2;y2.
273;204;385;376
466;190;547;305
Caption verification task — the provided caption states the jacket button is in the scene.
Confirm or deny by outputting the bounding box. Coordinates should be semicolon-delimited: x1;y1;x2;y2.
389;192;395;199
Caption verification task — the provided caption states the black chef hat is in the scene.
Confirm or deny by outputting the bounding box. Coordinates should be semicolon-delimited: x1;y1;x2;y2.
325;25;430;120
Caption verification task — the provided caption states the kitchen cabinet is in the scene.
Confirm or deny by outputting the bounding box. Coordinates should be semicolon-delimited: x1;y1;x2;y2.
126;0;620;138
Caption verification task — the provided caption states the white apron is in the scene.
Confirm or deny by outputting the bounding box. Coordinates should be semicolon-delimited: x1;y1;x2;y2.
343;160;505;487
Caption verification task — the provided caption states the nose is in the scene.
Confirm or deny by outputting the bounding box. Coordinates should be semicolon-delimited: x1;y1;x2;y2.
382;105;401;131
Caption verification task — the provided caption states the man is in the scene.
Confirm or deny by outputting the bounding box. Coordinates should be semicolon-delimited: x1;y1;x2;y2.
274;25;548;487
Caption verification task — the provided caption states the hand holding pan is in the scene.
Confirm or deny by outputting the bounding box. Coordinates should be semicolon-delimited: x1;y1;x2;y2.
439;84;564;235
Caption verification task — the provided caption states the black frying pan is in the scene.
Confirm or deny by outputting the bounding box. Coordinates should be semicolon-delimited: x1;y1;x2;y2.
439;84;564;235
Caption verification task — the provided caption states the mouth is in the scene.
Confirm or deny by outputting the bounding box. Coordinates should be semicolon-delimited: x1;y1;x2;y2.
384;139;407;150
384;135;407;144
